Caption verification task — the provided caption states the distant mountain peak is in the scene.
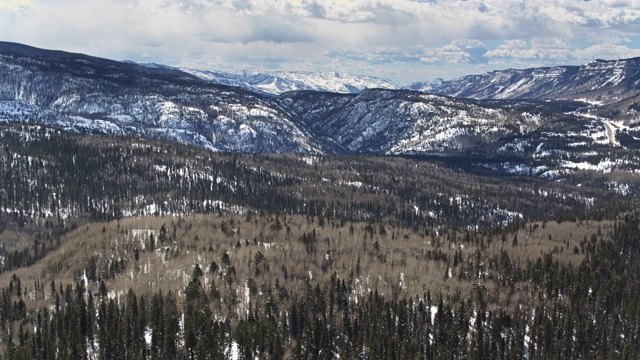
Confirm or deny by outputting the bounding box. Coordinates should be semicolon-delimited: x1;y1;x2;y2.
178;67;400;95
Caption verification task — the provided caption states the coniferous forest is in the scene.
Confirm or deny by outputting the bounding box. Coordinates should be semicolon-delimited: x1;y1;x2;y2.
0;123;640;359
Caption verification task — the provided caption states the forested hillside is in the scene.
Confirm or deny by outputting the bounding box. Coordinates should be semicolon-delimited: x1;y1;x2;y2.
0;123;639;358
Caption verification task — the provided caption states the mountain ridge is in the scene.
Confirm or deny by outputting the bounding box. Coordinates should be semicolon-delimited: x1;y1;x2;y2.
409;57;640;105
0;41;199;80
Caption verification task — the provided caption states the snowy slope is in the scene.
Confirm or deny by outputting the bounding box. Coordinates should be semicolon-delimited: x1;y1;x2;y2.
409;58;640;105
281;90;541;154
0;42;322;154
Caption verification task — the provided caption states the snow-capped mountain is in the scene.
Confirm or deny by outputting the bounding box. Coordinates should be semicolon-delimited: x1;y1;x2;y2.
180;68;399;95
410;58;640;105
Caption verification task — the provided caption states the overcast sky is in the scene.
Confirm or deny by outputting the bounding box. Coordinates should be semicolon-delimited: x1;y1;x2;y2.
2;0;640;84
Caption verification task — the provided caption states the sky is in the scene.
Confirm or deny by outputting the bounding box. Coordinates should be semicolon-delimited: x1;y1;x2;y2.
1;0;640;84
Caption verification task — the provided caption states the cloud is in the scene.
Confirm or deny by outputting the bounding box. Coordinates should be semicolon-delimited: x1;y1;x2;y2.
577;42;640;60
486;38;573;61
486;35;640;62
1;0;639;83
328;40;488;67
198;13;314;45
0;0;32;11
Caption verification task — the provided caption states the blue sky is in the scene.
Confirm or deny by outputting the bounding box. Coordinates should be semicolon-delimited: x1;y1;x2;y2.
1;0;640;84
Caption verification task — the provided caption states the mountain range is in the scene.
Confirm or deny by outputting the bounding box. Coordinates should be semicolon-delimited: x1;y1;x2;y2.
172;55;640;108
408;58;640;105
179;67;399;95
0;41;639;190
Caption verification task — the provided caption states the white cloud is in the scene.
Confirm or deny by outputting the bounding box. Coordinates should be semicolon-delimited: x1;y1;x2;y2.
0;0;639;83
577;43;640;60
0;0;32;11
